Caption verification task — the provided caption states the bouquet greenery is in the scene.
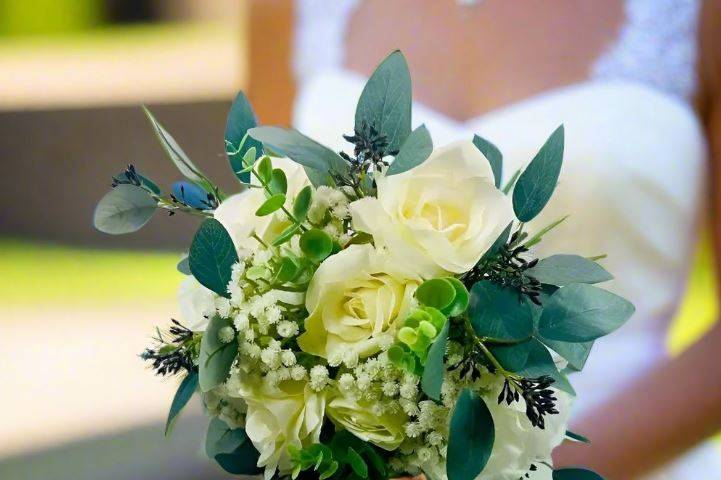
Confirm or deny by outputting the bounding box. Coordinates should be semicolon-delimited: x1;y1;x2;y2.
94;51;634;480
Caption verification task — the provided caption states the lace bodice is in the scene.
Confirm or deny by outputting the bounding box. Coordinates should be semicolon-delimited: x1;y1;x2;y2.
293;0;701;102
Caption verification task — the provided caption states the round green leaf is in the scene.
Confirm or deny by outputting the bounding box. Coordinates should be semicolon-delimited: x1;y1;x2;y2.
442;277;470;317
189;218;239;297
269;168;288;195
447;389;494;480
538;283;635;342
199;316;238;392
93;184;157;235
275;257;300;283
553;468;604;480
468;281;534;341
293;185;313;219
256;156;273;184
255;193;286;216
300;229;333;262
415;278;456;310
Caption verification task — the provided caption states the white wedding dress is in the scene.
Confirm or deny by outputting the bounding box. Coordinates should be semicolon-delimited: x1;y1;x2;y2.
291;0;714;477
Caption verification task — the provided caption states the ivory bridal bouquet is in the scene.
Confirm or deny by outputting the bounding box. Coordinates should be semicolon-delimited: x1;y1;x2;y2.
94;51;633;480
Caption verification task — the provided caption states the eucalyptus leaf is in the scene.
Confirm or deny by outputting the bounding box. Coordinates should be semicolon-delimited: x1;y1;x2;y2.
538;283;635;342
512;125;564;222
225;91;262;183
355;50;412;153
199;316;238;392
468;281;534;341
93;184;157;235
214;441;263;476
386;124;433;175
488;339;534;372
205;417;247;458
143;106;212;190
421;320;449;401
177;254;191;275
516;339;575;394
249;126;348;186
565;430;591;444
255;193;286;216
526;254;613;286
553;468;604;480
189;219;239;297
165;371;198;436
447;389;494;480
472;134;503;188
540;337;594;371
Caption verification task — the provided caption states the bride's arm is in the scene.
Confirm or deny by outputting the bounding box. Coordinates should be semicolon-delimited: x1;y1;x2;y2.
554;1;721;477
246;0;295;126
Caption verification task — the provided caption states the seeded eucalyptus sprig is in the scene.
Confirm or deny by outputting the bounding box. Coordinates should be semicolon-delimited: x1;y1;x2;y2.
141;319;200;376
462;226;543;305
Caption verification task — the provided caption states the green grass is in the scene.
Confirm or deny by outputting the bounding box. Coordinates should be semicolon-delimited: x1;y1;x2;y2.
0;239;182;307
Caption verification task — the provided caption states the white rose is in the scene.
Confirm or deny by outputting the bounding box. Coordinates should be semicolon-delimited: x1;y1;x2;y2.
326;393;407;450
297;244;421;359
214;157;310;250
236;376;326;480
350;141;514;275
177;276;216;331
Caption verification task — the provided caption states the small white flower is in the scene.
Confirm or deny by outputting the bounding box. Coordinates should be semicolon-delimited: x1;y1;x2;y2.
264;305;282;325
218;326;236;344
215;297;232;318
427;431;444;446
356;373;371;391
328;350;343;367
260;348;281;370
276;320;299;338
309;365;329;391
382;381;399;397
280;350;297;367
405;422;422;438
233;312;250;331
338;373;355;392
400;382;418;400
417;447;433;463
290;365;307;380
342;349;359;368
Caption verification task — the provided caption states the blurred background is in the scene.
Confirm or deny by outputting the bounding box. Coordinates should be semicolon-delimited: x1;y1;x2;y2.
0;1;717;479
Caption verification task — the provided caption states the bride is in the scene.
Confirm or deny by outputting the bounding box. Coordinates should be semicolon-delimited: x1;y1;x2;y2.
247;0;721;478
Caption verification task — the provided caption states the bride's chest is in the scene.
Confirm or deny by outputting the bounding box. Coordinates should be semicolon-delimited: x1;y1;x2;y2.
344;0;624;121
